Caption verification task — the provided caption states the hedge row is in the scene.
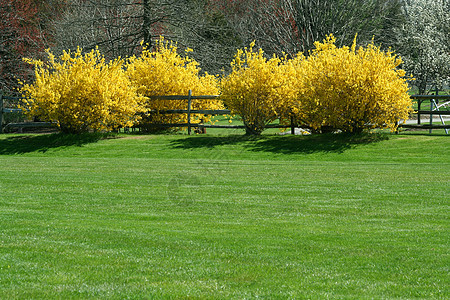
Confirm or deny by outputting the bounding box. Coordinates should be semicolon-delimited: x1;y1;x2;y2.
20;35;412;134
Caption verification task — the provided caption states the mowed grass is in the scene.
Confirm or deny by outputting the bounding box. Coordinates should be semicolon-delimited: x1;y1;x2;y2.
0;131;448;299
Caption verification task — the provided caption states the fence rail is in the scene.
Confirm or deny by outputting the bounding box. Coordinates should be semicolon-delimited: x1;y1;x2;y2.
145;90;297;134
0;95;22;133
2;92;449;134
145;92;450;134
0;95;55;133
146;90;229;134
400;95;450;134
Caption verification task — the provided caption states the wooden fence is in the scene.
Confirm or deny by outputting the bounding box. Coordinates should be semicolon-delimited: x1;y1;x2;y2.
0;94;54;133
146;92;450;134
146;90;295;135
1;92;449;134
400;95;450;134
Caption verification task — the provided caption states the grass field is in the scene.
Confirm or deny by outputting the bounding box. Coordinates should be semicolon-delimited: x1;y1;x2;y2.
0;130;448;299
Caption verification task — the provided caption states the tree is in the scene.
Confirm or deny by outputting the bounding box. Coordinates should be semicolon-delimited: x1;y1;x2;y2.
0;0;66;94
172;0;244;74
0;0;45;94
210;0;404;58
395;0;450;94
51;0;181;60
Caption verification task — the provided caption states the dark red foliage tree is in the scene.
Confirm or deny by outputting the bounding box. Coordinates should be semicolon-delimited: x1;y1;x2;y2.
0;0;47;93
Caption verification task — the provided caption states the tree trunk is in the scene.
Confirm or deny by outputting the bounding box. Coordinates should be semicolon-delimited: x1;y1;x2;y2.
143;0;152;48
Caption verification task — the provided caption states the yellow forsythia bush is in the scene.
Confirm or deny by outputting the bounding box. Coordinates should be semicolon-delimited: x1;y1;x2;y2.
126;38;222;131
20;47;143;133
293;34;413;133
220;42;299;135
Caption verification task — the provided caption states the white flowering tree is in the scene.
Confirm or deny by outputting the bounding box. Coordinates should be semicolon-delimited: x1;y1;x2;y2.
396;0;450;94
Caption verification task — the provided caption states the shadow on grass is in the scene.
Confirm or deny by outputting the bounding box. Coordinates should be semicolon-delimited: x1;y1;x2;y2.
170;132;389;154
0;132;115;155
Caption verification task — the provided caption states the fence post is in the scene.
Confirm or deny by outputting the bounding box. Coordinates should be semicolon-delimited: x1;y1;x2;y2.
290;114;295;135
0;94;3;134
187;89;192;135
417;98;421;125
429;96;434;134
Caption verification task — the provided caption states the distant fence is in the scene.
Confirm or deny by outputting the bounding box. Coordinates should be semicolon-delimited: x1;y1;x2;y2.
0;95;54;133
145;92;450;135
1;92;449;134
400;95;450;134
0;91;295;135
145;90;295;135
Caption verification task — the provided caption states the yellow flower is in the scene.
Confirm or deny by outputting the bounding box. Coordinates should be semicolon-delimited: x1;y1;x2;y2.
220;42;301;134
292;34;413;133
20;48;143;133
127;37;222;130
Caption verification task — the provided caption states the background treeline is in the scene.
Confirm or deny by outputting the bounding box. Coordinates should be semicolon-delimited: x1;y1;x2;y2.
1;0;449;95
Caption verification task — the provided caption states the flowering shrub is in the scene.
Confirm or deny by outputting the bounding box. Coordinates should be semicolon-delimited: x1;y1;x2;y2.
19;35;412;135
20;47;142;133
220;42;299;135
292;34;413;133
126;38;222;131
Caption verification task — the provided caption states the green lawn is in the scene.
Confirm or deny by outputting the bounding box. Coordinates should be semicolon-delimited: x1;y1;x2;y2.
0;131;448;299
